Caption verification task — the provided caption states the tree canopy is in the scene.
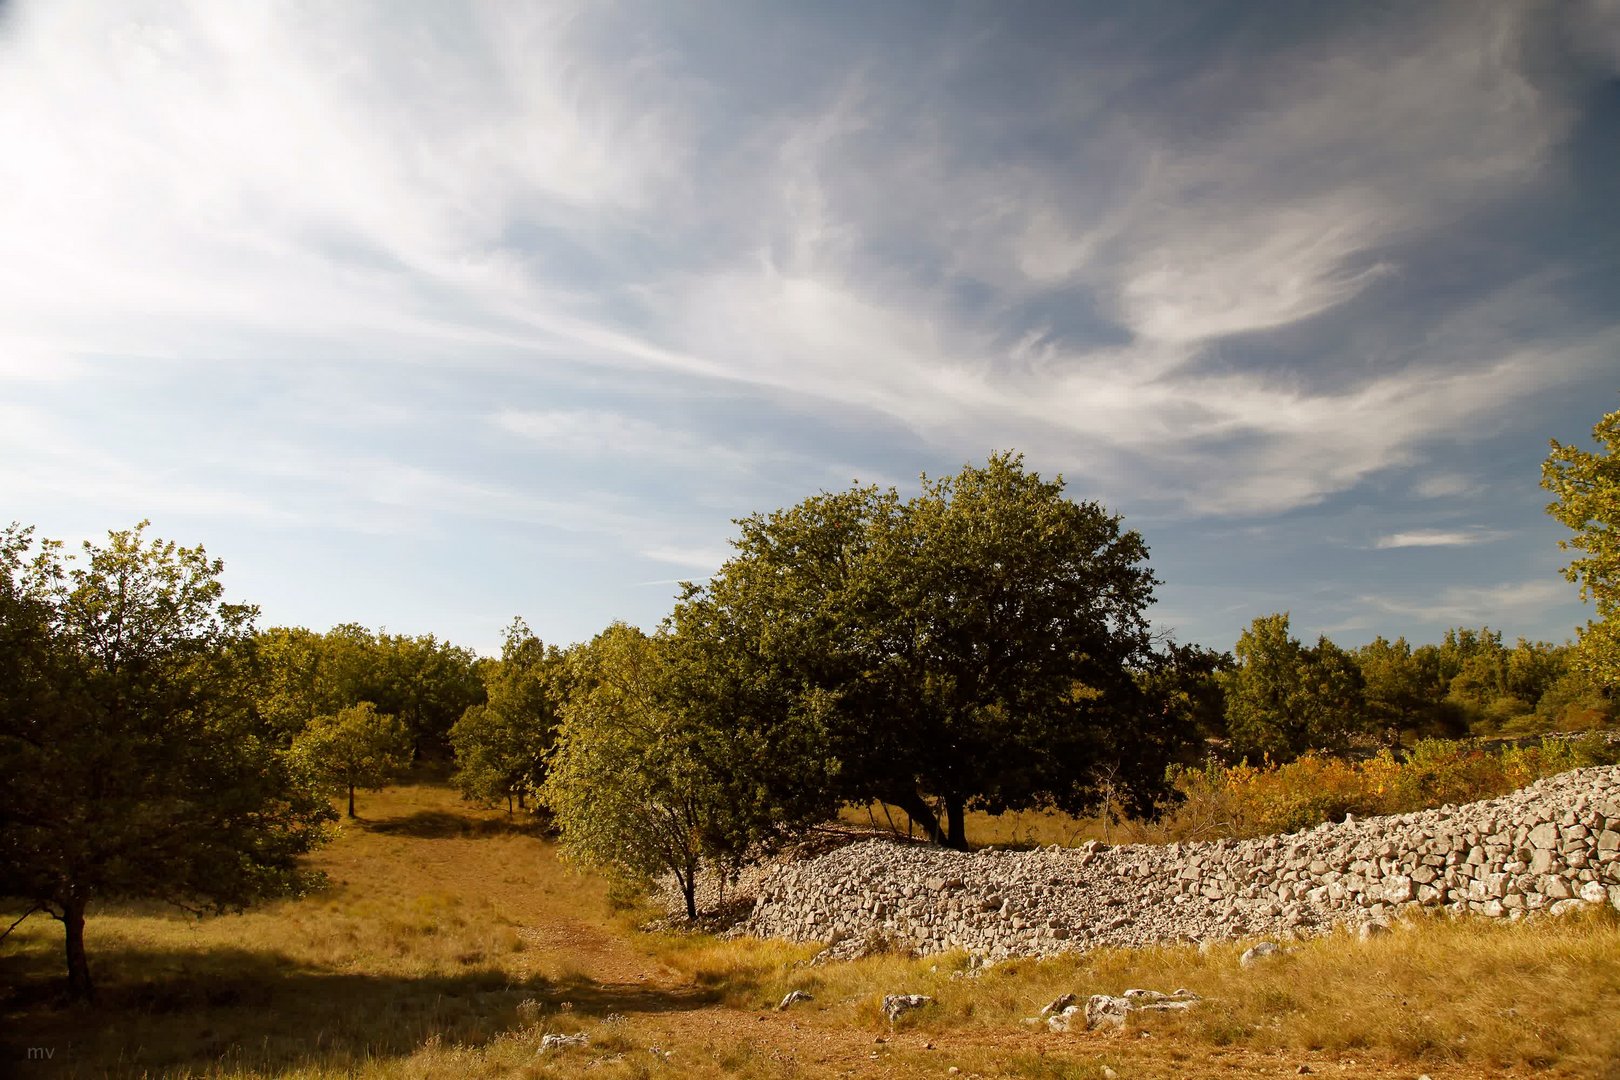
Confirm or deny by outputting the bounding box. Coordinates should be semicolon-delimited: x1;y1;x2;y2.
290;701;412;818
1544;406;1620;686
0;523;332;999
449;618;566;813
673;452;1165;849
539;623;817;917
1222;613;1370;761
251;623;484;757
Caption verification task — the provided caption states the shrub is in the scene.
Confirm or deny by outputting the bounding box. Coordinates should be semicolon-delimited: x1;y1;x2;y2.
1153;735;1620;839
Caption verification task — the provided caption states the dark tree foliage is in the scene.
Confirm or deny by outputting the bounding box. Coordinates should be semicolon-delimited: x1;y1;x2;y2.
0;523;332;1000
1223;614;1372;761
1136;641;1232;755
674;453;1166;849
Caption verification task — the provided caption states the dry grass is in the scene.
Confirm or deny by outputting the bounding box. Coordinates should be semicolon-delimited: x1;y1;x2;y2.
647;907;1620;1075
5;778;1620;1078
841;801;1110;849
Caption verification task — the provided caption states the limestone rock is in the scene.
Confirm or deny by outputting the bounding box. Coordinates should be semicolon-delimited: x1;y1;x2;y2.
726;764;1620;965
882;993;933;1023
1240;941;1281;968
1085;994;1133;1031
1047;1004;1084;1032
1039;993;1077;1017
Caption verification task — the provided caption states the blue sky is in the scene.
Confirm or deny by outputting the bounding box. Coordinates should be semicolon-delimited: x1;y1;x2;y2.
2;0;1617;655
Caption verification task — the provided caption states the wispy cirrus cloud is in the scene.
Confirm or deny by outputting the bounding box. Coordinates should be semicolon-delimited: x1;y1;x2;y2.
1;0;1615;652
1359;580;1573;629
493;408;754;472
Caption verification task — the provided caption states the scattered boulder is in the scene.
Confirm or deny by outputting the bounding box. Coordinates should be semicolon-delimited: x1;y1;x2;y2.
1085;995;1133;1031
1240;941;1281;968
1039;993;1078;1017
1047;1004;1085;1032
538;1032;588;1052
882;993;933;1023
777;990;813;1010
1082;988;1199;1031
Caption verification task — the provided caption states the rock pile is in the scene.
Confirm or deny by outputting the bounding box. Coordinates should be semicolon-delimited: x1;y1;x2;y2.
738;766;1620;960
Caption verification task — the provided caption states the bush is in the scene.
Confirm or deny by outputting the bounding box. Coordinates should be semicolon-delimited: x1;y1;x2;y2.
1153;735;1620;840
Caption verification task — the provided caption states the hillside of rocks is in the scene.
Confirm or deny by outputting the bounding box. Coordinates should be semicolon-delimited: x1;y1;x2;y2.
738;766;1620;960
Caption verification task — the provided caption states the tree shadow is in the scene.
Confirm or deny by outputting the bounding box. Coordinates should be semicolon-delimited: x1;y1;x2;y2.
363;809;547;840
1;939;718;1078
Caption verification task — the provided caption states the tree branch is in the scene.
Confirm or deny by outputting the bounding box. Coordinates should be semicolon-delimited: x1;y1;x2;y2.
0;904;45;943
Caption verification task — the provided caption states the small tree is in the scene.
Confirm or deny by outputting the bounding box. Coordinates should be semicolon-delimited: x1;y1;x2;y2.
0;523;332;1000
539;624;797;919
1223;614;1368;760
1543;406;1620;686
291;702;411;817
450;619;563;814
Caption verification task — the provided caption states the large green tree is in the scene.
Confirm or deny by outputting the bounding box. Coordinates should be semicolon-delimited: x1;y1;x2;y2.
0;523;332;1000
673;452;1165;849
1544;406;1620;686
372;632;485;759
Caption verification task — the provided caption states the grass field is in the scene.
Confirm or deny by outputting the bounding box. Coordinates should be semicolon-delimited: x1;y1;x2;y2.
5;777;1620;1078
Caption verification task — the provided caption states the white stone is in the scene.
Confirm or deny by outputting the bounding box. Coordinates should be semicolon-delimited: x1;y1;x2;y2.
1240;941;1281;968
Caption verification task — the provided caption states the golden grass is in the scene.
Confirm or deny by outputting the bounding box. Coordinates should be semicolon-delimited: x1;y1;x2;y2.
638;902;1620;1075
5;778;1620;1078
841;801;1111;849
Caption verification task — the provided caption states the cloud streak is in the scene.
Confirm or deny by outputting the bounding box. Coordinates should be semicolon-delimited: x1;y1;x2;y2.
1375;530;1505;550
1;0;1614;651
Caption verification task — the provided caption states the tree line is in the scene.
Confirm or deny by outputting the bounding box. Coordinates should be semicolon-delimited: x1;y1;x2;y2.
4;406;1617;992
1207;615;1613;763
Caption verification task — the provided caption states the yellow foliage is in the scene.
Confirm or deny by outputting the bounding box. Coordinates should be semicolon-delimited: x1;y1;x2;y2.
1158;735;1618;840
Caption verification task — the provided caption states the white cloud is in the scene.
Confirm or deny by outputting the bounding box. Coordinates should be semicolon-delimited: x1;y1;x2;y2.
1412;474;1482;500
1374;530;1503;550
638;545;734;573
0;1;698;375
1359;580;1573;627
0;404;294;523
493;408;754;472
0;0;1607;536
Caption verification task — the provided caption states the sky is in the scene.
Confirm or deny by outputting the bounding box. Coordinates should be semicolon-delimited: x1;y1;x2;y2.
2;0;1618;656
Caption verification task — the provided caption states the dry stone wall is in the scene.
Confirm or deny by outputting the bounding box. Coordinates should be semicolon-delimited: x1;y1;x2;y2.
738;766;1620;960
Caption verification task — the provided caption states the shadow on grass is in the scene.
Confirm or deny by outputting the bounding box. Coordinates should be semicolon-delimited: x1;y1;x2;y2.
1;938;716;1078
363;808;549;840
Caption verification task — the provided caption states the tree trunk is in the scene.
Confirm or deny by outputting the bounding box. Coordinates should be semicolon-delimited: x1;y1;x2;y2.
347;782;356;818
679;869;697;920
890;791;946;846
516;788;526;811
63;898;92;1002
944;795;968;851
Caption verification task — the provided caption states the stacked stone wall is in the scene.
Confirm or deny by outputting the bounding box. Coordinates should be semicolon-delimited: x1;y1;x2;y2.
738;766;1620;960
